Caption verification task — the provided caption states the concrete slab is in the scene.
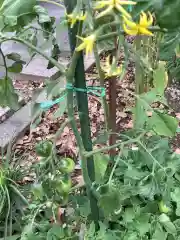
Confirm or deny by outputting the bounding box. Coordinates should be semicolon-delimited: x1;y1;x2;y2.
0;2;70;81
0;103;32;149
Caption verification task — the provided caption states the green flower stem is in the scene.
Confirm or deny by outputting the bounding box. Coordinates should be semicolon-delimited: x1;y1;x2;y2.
147;36;154;87
108;146;124;184
134;35;144;128
148;26;167;32
96;26;167;42
97;32;119;41
4;186;10;240
93;45;109;131
142;36;149;90
64;0;99;223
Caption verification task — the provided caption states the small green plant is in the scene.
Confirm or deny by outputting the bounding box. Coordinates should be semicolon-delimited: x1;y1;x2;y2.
0;146;29;239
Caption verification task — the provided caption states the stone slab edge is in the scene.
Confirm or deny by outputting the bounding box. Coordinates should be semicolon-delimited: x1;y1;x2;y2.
0;97;25;124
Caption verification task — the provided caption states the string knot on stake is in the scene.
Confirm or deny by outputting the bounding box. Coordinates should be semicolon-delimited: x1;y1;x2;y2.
40;83;106;110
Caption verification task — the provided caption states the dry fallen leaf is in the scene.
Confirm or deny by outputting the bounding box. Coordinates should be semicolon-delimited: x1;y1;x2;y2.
125;120;133;129
175;113;180;120
175;148;180;154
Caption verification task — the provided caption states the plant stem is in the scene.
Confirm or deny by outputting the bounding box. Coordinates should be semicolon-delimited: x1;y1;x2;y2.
0;38;65;74
0;45;8;79
135;36;144;94
93;45;109;131
108;75;117;158
134;35;144;129
85;139;136;158
98;32;119;41
108;146;124;184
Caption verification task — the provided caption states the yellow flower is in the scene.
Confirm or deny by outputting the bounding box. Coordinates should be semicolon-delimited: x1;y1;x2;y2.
66;11;87;28
94;0;136;19
76;34;96;56
123;11;153;36
103;55;122;77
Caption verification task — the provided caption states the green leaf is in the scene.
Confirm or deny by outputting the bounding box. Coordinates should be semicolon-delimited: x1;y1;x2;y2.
149;111;178;137
134;89;159;129
171;188;180;203
0;0;36;29
0;77;19;110
0;0;36;17
98;187;121;217
125;166;147;181
8;61;23;73
134;98;147;129
33;5;51;24
152;223;168;240
94;153;109;184
175;204;180;217
47;44;61;70
86;222;96;238
153;62;168;95
156;0;180;29
171;188;180;216
79;200;91;218
123;232;138;240
123;207;135;223
47;225;65;240
93;131;109;144
173;219;180;231
6;52;21;61
4;15;17;26
138;180;157;200
159;214;177;235
134;214;150;236
139;89;158;106
159;31;180;60
0;235;20;240
53;99;67;118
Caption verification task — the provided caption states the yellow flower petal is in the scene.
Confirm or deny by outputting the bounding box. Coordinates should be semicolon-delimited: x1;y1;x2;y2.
76;35;96;56
139;11;153;28
123;23;138;35
116;4;131;18
96;5;113;18
94;0;110;9
79;13;87;21
147;11;153;26
123;16;137;28
76;42;86;52
138;27;153;36
139;11;148;27
106;55;111;68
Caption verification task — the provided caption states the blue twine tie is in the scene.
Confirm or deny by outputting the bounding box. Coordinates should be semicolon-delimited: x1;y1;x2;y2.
40;83;105;110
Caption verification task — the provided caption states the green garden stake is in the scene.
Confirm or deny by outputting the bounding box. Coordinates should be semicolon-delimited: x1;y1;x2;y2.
64;0;100;224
